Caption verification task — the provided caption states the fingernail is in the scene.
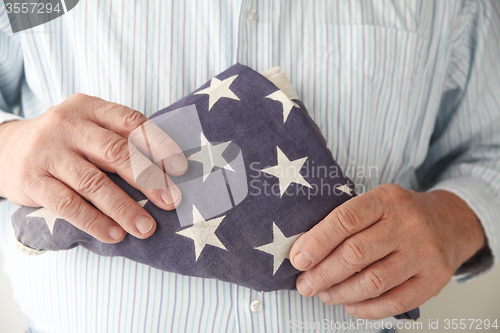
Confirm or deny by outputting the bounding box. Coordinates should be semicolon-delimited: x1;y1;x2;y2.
136;216;154;234
108;226;124;240
294;251;312;270
170;154;188;172
297;278;313;296
344;304;357;315
161;187;181;204
318;290;331;304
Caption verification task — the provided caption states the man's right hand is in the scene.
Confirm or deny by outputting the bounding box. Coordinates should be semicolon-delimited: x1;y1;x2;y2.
0;93;188;243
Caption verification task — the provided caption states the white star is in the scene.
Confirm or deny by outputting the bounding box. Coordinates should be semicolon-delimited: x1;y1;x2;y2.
195;75;240;110
255;222;302;275
336;184;353;196
26;199;150;235
26;207;60;234
266;90;299;123
188;133;234;181
261;146;312;197
176;205;227;261
137;199;149;207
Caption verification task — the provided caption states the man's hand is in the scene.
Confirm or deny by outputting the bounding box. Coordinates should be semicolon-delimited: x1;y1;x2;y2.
0;94;188;243
289;183;486;319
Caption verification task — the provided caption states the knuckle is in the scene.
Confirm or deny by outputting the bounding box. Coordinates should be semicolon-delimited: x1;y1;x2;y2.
68;93;91;103
302;230;332;257
380;183;404;197
42;104;82;136
76;168;109;195
103;136;130;166
362;270;385;296
339;237;365;269
332;206;360;236
135;165;165;189
68;94;104;118
379;183;412;206
354;305;375;319
44;106;69;125
385;298;408;316
121;108;145;130
111;198;135;222
81;212;102;236
53;192;80;218
156;133;177;152
311;264;333;288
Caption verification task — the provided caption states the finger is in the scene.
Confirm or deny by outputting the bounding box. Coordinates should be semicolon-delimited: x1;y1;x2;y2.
296;220;396;296
74;122;181;209
129;120;188;176
318;251;418;306
48;153;157;239
344;275;437;320
77;94;188;176
27;174;125;243
290;188;387;271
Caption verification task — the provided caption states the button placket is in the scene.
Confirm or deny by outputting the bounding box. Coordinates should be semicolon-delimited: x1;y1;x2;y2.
249;298;263;314
248;292;264;331
249;290;264;315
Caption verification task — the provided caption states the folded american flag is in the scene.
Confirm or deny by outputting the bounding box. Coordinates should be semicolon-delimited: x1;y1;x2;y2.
11;64;418;320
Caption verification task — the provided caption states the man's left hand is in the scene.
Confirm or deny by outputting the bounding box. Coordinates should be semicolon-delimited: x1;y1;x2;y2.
289;183;486;319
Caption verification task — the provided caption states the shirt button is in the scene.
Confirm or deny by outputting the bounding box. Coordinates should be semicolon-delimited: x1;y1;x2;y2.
249;299;263;313
246;9;258;22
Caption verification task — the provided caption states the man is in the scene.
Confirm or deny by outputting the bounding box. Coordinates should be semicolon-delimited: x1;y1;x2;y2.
0;1;499;332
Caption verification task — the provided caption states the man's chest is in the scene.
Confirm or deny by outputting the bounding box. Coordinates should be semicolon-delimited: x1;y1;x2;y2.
20;0;454;190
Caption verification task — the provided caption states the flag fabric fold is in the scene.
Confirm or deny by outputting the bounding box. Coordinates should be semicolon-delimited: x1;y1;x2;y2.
11;63;418;320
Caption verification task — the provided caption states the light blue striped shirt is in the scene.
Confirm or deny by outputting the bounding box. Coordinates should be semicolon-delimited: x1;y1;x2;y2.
1;1;499;332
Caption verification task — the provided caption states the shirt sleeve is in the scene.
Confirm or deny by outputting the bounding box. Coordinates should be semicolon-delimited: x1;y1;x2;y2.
416;0;500;283
0;4;25;203
0;3;24;123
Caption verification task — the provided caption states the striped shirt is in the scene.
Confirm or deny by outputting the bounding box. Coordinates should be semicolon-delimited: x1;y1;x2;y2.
1;0;499;332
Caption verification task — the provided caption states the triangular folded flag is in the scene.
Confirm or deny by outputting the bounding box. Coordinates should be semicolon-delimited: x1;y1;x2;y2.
11;64;418;320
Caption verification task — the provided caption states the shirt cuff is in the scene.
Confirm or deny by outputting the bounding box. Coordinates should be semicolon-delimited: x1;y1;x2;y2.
428;177;499;283
0;111;23;126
